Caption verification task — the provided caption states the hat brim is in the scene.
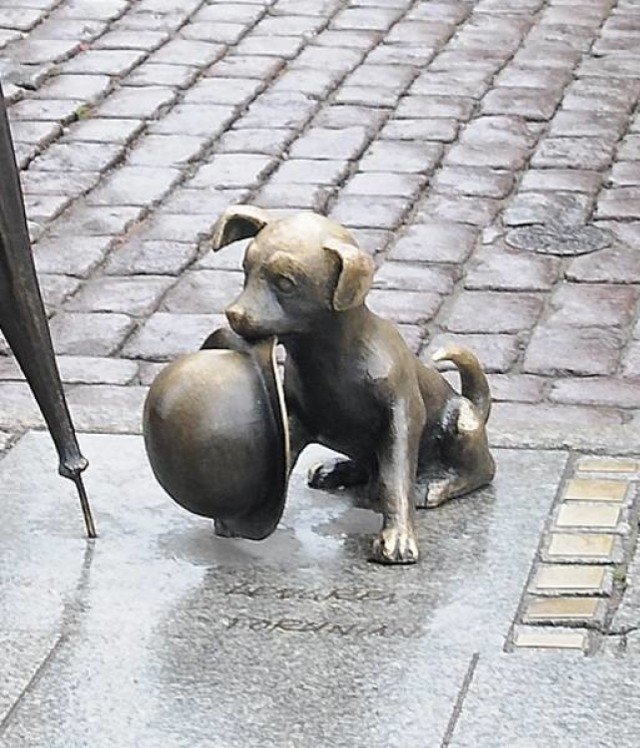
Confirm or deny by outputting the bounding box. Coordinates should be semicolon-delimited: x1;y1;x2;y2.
201;328;289;540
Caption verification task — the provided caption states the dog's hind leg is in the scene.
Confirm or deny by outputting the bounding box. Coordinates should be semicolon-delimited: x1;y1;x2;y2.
308;457;370;490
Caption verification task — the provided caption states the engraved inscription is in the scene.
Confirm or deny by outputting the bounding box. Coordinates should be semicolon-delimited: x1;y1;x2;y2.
223;614;421;639
225;581;416;605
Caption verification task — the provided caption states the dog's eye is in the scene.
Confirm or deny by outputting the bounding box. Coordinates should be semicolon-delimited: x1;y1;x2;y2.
274;275;296;294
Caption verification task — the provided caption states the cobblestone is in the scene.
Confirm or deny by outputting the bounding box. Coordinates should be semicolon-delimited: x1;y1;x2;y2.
0;0;636;442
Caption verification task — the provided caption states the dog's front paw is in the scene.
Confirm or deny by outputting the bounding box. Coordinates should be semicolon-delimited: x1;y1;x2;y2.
308;457;368;490
370;527;419;565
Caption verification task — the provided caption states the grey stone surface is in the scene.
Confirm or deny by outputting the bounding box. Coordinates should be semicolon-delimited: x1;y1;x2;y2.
450;653;640;748
0;435;566;746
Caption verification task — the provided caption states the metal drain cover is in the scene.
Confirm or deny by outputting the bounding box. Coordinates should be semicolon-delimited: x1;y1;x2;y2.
505;224;612;256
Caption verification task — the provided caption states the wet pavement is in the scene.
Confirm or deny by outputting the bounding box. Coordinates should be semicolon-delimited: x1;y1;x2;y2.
1;0;640;745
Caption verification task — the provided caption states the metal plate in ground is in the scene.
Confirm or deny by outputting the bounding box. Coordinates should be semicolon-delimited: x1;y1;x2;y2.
505;224;612;256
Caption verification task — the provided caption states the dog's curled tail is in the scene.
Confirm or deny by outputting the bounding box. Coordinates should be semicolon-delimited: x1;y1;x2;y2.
432;345;491;423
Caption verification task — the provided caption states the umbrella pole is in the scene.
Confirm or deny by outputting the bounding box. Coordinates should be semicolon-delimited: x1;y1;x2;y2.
72;474;97;539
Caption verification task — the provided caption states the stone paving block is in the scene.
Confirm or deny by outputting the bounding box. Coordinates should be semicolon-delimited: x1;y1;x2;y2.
562;76;638;113
20;170;100;197
577;457;639;475
532;137;614;170
545;532;619;563
141;213;218;243
465;243;561;291
423;333;520;374
161;187;248;216
512;627;587;650
0;382;45;429
33;74;112;101
373;262;456;294
390;222;478;263
94;86;177;119
238;92;317;130
395;95;475;121
345;64;415;92
206;54;285;81
522;596;603;624
379;118;459;143
314;105;388;133
268;68;340;99
87;166;181;207
288;127;370;161
410;69;493;98
609;162;640;187
415;194;502;226
550;378;640;410
148;104;236;137
29;142;122;172
56;356;139;386
23;194;71;224
481;87;560;120
216;127;295;156
367;289;442;325
9;98;88;123
486;373;546;404
549;109;626;140
271;159;349;186
123;62;200;88
47;204;142;237
61;117;144;145
38;274;81;310
190;1;264;24
597;187;640;220
148;38;224;67
330;196;408;230
161;270;244;314
189;154;274;190
622;340;640;379
93;29;169;51
546;283;638;329
121;312;226;360
359;141;443;174
8;119;62;146
182;77;265;107
332;85;404;108
66;383;148;433
127;134;207;167
33;236;113;278
255;183;332;212
519;168;602;194
350;229;392;256
530;564;610;595
65;276;174;316
432;166;514;199
555;503;621;530
524;326;623;377
331;6;402;31
341;172;426;199
445;291;543;334
105;239;197;277
49;312;134;356
55;0;128;21
444;141;529;170
0;6;43;31
566;244;640;284
235;35;305;60
60;49;145;75
564;478;629;503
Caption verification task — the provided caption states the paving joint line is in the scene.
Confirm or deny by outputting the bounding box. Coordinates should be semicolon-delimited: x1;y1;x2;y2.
440;652;480;748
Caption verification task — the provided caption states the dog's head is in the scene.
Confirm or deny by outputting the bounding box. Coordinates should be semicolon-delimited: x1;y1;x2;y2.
211;205;376;339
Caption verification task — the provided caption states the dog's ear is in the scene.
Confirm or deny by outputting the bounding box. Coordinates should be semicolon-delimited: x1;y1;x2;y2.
211;205;271;251
323;237;375;311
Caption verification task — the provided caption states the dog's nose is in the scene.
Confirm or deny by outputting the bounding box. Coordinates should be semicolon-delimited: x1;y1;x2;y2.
226;305;253;336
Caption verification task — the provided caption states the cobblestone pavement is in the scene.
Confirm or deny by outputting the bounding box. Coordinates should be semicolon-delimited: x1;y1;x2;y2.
0;0;639;448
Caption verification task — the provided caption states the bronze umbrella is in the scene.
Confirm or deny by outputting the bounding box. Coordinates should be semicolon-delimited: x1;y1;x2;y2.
0;81;96;537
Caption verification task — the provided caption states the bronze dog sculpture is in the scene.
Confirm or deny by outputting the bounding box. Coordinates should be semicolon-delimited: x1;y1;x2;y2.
212;205;495;564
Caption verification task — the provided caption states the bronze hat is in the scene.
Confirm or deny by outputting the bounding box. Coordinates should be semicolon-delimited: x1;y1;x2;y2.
143;328;289;540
